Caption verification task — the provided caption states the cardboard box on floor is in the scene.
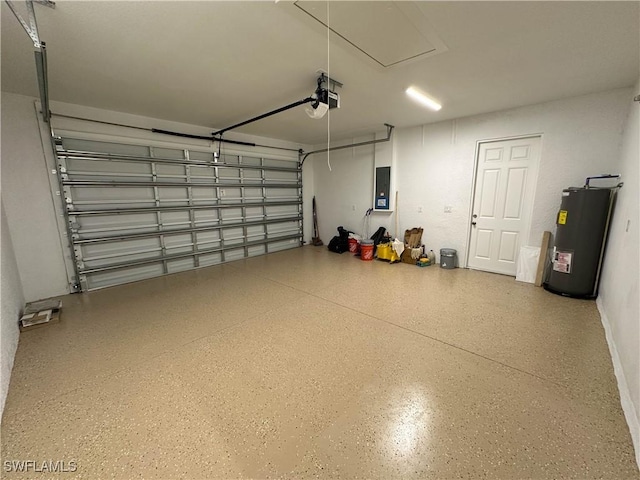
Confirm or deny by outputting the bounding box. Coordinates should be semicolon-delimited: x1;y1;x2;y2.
402;228;423;264
19;299;62;332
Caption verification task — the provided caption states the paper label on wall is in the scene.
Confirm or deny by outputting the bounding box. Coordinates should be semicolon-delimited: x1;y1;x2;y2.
558;210;568;225
376;196;389;209
553;250;573;274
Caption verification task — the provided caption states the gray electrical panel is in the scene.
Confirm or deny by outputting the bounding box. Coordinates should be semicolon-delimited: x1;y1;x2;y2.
375;166;390;210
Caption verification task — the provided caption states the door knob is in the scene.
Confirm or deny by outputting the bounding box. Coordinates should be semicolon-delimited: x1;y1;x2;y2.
471;221;477;226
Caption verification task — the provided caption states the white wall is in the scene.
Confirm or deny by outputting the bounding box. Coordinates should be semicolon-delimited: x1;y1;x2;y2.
1;93;70;302
0;203;24;419
311;135;379;241
1;92;311;301
313;88;631;262
597;80;639;467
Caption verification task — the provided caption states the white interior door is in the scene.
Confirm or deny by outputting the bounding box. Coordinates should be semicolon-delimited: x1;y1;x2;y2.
468;136;540;275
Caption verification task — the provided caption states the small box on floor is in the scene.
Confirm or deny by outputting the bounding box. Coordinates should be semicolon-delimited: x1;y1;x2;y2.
403;227;424;264
19;299;62;332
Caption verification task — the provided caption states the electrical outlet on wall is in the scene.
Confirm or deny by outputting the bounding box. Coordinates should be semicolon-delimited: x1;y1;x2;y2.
444;205;452;213
418;206;423;213
220;189;226;197
352;205;356;211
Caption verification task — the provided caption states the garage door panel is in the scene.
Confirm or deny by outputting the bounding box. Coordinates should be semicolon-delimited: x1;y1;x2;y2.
239;156;262;167
152;147;186;160
193;210;219;224
56;134;302;291
78;213;158;232
166;258;196;274
82;236;162;256
248;245;266;257
267;221;299;234
157;210;190;224
220;208;242;222
222;227;245;244
164;233;195;250
267;187;297;199
242;169;262;180
269;238;299;252
72;186;156;203
198;252;223;267
155;163;187;177
246;224;266;237
190;165;216;179
196;230;221;244
243;188;264;201
155;186;189;201
220;154;240;165
244;206;264;218
263;158;293;168
62;138;150;157
220;187;242;199
189;151;215;162
88;264;165;290
67;159;152;177
220;168;241;181
223;248;246;262
70;171;152;183
192;189;218;201
266;204;299;216
265;170;297;181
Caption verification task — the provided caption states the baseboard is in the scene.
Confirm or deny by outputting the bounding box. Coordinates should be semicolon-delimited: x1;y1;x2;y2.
596;297;640;470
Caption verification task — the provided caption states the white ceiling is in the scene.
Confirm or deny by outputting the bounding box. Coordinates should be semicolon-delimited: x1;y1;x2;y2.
2;1;638;145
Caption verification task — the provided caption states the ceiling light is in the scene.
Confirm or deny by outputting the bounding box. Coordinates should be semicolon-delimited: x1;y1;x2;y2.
405;86;442;111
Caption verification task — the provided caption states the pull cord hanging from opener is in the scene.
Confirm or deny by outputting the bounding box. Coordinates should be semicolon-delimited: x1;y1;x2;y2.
326;0;332;172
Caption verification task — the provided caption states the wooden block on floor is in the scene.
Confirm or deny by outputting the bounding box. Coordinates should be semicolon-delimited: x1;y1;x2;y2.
535;231;552;286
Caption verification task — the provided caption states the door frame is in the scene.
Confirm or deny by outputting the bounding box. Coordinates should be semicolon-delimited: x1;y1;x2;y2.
464;133;544;270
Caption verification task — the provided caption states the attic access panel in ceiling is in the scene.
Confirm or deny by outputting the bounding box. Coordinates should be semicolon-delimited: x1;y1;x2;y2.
293;1;447;68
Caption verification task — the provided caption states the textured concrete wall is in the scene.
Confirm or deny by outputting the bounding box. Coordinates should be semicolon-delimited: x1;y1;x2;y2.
0;203;24;419
597;79;640;467
313;88;631;263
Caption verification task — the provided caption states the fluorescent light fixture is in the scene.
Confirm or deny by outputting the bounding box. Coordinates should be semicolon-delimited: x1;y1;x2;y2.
405;86;442;111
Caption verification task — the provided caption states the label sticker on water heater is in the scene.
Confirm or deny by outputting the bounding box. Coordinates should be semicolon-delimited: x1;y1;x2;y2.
558;210;568;225
553;250;573;274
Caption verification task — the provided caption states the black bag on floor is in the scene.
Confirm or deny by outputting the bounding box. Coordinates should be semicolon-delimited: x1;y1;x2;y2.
328;226;350;254
370;226;386;246
368;226;387;255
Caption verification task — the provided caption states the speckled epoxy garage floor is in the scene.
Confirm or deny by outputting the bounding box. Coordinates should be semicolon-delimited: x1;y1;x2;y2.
1;246;638;479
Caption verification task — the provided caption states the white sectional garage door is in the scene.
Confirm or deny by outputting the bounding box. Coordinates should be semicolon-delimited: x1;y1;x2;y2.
53;133;302;291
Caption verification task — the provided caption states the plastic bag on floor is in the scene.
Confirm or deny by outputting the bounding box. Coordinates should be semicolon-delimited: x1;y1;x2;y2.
516;246;540;283
392;239;405;257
